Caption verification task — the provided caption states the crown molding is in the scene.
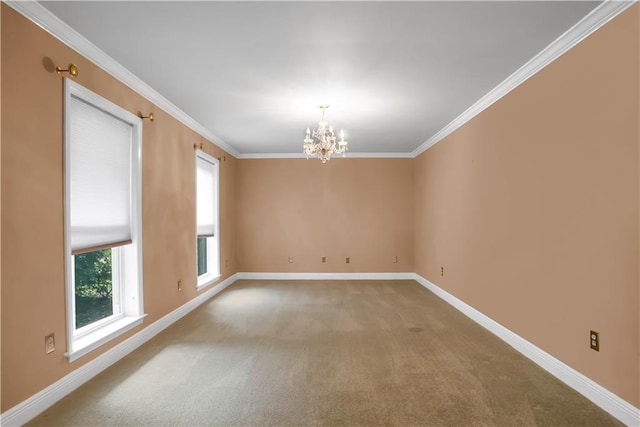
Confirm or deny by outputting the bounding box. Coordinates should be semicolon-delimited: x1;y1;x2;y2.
5;0;634;161
236;152;414;159
411;0;636;158
4;0;240;158
237;153;311;159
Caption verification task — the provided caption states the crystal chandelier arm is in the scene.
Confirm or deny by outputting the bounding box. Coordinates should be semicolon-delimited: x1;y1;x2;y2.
302;105;348;162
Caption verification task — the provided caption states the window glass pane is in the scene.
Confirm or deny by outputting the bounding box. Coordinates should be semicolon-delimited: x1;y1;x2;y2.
197;237;208;277
74;248;114;329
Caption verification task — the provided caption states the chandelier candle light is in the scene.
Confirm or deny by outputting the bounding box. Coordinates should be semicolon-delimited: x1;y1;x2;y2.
303;105;348;163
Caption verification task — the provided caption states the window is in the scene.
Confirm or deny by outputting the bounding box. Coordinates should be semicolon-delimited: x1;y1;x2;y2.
195;151;220;288
64;79;145;362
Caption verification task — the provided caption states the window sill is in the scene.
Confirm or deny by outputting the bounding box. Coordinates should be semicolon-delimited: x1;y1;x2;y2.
65;314;147;362
197;273;221;291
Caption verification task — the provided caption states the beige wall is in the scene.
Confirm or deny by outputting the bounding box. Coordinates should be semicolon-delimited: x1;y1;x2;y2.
414;5;639;407
237;159;413;273
0;2;3;410
2;0;639;417
0;5;237;411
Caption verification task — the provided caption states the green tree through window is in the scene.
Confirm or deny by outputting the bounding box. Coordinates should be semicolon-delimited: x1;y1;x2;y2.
197;238;208;277
74;249;113;328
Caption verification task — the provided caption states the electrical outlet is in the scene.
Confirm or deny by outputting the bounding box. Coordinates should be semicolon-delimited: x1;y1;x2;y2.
590;330;599;351
177;280;182;292
393;256;398;264
345;257;350;264
441;266;444;277
45;333;55;354
288;256;294;263
321;256;327;263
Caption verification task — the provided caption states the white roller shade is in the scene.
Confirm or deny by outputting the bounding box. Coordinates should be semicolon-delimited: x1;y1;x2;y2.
69;95;133;253
196;156;216;237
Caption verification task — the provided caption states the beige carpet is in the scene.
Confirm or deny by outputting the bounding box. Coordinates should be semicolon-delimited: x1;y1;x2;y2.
28;280;621;426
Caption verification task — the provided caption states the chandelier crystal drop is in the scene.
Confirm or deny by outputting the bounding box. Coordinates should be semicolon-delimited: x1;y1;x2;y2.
303;105;348;163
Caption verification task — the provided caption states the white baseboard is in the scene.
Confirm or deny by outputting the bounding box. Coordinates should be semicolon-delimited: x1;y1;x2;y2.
0;273;238;427
412;273;640;427
236;272;414;280
3;272;638;426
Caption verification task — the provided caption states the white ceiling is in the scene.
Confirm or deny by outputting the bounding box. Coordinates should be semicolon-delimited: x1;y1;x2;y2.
40;1;601;155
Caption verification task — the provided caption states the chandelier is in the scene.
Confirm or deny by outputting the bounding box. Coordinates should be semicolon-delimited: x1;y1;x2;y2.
303;105;348;163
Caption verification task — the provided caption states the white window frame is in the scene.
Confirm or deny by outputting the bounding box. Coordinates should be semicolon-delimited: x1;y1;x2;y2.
195;150;220;289
63;79;146;362
70;247;123;338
